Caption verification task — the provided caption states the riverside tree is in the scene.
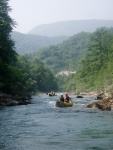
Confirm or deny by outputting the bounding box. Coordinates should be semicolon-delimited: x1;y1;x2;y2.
0;0;17;64
0;0;58;95
75;27;113;92
0;0;17;93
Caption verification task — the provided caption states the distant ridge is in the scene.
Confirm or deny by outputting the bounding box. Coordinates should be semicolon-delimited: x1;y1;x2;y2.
28;20;113;37
11;32;68;54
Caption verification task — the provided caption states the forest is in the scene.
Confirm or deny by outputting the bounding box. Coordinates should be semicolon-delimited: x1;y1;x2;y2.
1;0;113;98
11;32;68;55
26;32;90;73
26;27;113;93
75;28;113;93
0;0;58;97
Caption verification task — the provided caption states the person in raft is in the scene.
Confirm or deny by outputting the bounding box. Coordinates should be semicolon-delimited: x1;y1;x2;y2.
60;95;64;102
65;93;71;102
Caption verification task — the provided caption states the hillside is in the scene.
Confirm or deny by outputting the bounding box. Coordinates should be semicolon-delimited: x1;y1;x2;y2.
25;27;113;92
11;32;69;54
75;27;113;92
30;32;90;73
28;20;113;37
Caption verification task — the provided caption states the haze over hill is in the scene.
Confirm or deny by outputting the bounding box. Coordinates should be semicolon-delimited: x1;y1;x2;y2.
28;27;113;74
31;32;90;73
28;20;113;37
12;20;113;55
11;32;69;54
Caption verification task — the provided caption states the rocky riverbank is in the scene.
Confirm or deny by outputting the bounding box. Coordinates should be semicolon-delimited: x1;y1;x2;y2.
87;98;113;110
0;94;32;106
86;92;113;111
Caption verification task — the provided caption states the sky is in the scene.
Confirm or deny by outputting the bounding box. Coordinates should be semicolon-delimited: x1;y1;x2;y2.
9;0;113;33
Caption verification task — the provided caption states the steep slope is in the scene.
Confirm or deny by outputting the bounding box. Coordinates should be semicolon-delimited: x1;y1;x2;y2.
11;32;69;54
32;32;90;73
28;20;113;37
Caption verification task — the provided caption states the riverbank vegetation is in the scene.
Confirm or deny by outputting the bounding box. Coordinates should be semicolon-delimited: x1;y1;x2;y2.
0;0;58;104
27;27;113;95
29;32;90;73
1;0;113;108
75;27;113;94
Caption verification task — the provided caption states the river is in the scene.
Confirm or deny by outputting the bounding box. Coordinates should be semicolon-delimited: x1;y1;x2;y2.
0;93;113;150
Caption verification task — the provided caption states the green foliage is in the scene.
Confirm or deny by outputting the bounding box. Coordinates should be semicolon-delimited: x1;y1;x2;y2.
1;54;58;94
14;56;37;94
0;0;17;64
30;58;58;92
57;74;76;92
24;32;92;93
75;27;113;92
0;1;57;95
0;0;18;94
29;32;90;73
2;2;113;95
11;32;68;55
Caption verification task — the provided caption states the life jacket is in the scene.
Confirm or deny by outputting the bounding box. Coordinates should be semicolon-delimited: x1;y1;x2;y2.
65;96;70;102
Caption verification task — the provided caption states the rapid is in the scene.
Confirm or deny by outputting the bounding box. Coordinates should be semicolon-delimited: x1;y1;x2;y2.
0;93;113;150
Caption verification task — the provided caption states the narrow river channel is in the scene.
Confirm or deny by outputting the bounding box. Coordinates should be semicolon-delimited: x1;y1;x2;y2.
0;93;113;150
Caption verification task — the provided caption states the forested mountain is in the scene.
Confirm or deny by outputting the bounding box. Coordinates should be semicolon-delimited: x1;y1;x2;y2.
75;27;113;92
26;32;90;73
11;20;113;55
0;0;58;96
28;20;113;37
25;27;113;92
11;32;69;54
2;0;113;95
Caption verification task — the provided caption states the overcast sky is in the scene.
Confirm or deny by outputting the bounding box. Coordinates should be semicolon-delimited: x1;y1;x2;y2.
9;0;113;33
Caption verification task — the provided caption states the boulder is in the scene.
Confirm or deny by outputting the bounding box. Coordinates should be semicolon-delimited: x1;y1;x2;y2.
96;92;105;100
87;98;112;111
76;95;83;98
0;94;31;106
0;98;19;106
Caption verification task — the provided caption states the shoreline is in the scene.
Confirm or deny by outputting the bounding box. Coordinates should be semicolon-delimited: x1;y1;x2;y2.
0;93;32;106
1;92;113;111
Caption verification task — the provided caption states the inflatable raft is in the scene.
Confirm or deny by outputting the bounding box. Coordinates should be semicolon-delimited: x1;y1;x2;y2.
56;100;73;107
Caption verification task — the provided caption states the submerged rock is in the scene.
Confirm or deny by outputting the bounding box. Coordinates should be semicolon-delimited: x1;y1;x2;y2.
76;95;83;98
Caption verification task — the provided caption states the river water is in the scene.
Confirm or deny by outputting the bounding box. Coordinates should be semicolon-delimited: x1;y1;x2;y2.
0;93;113;150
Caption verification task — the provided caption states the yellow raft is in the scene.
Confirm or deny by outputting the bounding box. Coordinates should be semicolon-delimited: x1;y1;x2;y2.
49;93;57;96
56;100;73;107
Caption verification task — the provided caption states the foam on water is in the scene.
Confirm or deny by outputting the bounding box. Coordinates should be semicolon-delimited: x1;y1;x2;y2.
0;94;113;150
